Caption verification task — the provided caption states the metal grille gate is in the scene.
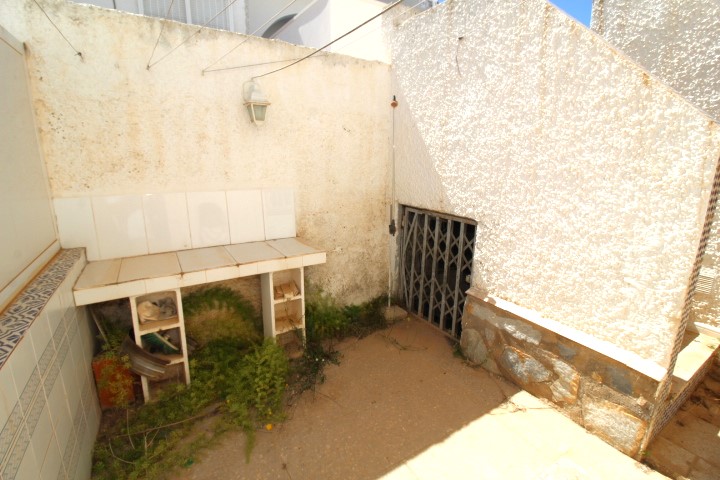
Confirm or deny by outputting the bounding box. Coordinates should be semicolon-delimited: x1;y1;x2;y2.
399;207;476;338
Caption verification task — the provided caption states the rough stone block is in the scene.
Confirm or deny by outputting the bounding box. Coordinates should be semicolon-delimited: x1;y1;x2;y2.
493;315;542;346
558;343;578;361
550;358;580;403
383;305;408;324
582;398;647;457
500;346;551;384
460;328;489;364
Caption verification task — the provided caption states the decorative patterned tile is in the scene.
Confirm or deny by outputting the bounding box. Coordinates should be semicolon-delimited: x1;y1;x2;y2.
67;439;80;480
51;321;66;353
0;402;23;465
0;249;83;370
44;361;61;401
18;368;40;418
2;422;31;480
56;336;70;371
37;340;55;380
59;429;76;480
26;388;46;438
0;249;89;480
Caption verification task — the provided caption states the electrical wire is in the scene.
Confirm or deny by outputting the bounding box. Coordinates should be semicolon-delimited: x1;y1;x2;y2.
252;0;404;80
202;0;300;74
31;0;82;58
146;0;176;69
203;0;433;74
146;0;242;69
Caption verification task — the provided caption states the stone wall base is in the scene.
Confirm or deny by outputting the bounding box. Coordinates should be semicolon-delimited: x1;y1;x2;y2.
461;292;663;458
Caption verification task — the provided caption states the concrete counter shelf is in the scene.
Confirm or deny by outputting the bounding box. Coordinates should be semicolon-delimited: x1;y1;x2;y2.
73;237;326;402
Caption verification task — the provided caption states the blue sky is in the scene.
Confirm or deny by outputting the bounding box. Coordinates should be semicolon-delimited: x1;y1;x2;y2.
549;0;593;26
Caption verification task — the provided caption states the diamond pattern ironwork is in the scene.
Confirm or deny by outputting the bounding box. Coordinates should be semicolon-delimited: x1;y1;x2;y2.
400;207;476;338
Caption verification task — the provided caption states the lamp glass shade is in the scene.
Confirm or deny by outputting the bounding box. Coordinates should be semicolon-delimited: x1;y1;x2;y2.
245;102;269;124
243;81;270;124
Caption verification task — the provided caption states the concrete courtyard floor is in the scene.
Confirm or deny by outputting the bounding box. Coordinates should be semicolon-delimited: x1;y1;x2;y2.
175;317;667;480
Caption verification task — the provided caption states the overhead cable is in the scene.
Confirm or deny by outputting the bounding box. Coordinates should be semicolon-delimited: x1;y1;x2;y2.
146;0;176;69
31;0;82;58
202;0;300;74
147;0;242;69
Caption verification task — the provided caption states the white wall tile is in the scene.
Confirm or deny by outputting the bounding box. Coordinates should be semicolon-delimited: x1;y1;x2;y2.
92;195;148;259
227;190;265;244
262;189;296;240
9;338;36;393
29;313;53;364
48;378;72;455
186;192;230;248
142;193;192;253
73;280;146;306
43;294;64;335
65;337;83;412
53;197;100;260
39;430;62;480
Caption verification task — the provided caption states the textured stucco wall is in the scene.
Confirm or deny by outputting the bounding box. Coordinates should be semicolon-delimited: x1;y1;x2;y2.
591;0;720;123
0;0;393;305
591;0;720;333
390;0;720;366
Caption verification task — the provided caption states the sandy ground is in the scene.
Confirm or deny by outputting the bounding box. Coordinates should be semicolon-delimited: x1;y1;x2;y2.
173;318;666;480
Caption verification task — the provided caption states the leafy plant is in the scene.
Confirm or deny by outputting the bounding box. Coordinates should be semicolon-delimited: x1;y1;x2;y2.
182;287;262;347
92;337;289;478
226;339;289;460
92;289;391;479
305;291;349;341
305;291;387;342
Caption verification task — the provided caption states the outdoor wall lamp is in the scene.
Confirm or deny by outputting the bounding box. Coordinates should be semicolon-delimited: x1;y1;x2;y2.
243;80;270;125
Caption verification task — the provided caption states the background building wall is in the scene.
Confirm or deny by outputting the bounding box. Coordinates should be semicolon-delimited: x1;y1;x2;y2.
390;0;720;367
1;0;393;305
591;0;720;336
274;0;390;63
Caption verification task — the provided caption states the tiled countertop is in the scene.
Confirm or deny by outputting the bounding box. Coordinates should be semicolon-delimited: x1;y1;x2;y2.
73;238;325;306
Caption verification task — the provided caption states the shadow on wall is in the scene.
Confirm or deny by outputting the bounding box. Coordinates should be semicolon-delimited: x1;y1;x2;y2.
392;85;454;214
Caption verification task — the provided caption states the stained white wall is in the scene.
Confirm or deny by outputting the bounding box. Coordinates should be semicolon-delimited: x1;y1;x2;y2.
591;0;720;335
0;0;392;305
0;25;58;310
390;0;720;366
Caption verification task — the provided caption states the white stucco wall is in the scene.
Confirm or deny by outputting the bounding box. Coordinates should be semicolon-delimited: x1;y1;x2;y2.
390;0;720;366
591;0;720;334
0;0;392;305
591;0;720;123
